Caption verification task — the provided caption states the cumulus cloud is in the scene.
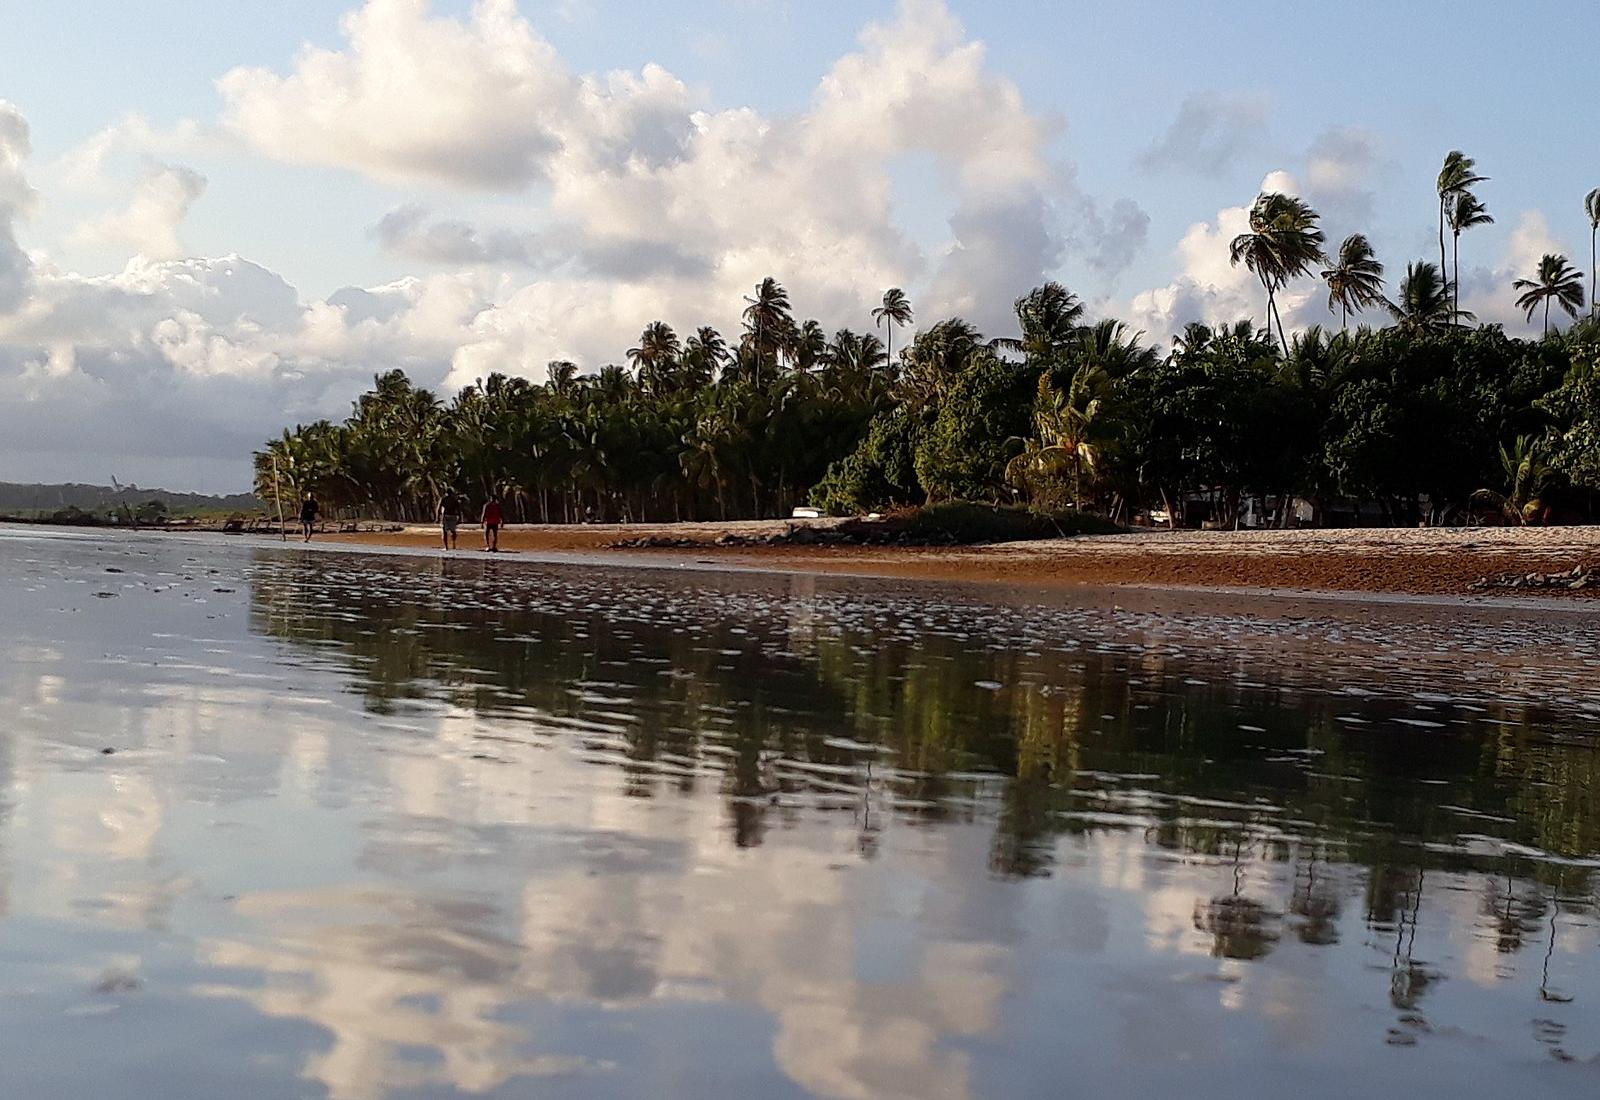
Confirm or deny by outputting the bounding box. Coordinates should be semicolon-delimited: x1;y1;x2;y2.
56;113;208;190
71;162;207;259
1457;210;1574;332
218;0;572;189
1126;171;1329;343
0;254;489;489
219;0;1090;337
1137;93;1268;177
0;2;1185;488
0;101;37;313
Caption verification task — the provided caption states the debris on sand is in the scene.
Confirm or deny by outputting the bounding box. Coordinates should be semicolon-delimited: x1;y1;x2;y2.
611;520;957;550
1469;564;1596;592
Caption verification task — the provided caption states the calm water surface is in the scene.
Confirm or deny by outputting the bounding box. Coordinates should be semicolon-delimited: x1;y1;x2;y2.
2;525;1599;1098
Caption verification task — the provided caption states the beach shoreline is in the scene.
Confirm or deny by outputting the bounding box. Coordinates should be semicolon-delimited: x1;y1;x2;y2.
319;520;1600;599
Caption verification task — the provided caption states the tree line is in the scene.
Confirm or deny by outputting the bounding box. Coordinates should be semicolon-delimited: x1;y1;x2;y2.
257;155;1600;528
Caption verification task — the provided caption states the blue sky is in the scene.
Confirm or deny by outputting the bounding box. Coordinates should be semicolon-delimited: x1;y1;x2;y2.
0;0;1595;490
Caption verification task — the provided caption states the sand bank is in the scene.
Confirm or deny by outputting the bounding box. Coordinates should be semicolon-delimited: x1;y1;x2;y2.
324;521;1600;598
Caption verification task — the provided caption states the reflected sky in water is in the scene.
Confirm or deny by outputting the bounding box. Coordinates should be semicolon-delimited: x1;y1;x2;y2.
1;525;1598;1098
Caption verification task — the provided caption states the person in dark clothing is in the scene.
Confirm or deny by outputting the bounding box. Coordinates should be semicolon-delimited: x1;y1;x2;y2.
481;496;504;551
299;494;319;542
437;490;464;550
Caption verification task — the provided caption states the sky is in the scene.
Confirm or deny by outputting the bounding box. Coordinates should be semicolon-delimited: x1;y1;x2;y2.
1;0;1596;492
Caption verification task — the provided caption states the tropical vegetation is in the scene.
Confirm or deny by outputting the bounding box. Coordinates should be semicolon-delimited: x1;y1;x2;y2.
259;161;1600;529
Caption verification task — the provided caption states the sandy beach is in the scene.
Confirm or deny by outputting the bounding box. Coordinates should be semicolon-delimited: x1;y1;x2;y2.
325;520;1600;597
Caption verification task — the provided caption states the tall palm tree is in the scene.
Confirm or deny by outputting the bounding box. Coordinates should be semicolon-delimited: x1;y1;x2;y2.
1320;234;1386;328
1512;253;1585;336
1447;190;1493;314
626;321;680;372
1436;151;1487;280
871;288;914;371
1387;261;1472;332
742;277;792;385
1229;191;1327;352
627;321;682;396
1586;188;1600;318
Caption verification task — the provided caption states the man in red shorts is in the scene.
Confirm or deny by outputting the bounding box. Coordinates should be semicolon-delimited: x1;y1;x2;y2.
481;495;504;552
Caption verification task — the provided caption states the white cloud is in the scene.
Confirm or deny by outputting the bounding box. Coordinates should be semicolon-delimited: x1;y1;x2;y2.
0;100;37;313
1126;173;1320;342
218;0;571;190
219;0;1112;337
56;113;208;191
71;162;207;259
1459;210;1573;331
0;254;488;489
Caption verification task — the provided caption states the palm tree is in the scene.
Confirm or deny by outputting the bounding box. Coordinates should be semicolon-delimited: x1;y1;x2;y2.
992;282;1085;358
1586;188;1600;318
1512;253;1585;336
793;319;829;372
1471;436;1554;525
895;318;984;406
683;326;728;385
1447;190;1493;314
1007;365;1115;510
1229;192;1327;352
1387;261;1472;332
1319;234;1386;328
871;288;914;371
626;321;680;371
1436;151;1487;280
546;360;580;395
627;321;682;396
742;277;793;385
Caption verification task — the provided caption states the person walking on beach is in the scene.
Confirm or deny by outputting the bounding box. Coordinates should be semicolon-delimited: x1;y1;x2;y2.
437;489;464;550
299;493;319;542
481;495;504;552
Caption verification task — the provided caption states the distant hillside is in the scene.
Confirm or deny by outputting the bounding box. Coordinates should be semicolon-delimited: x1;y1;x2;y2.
0;482;261;517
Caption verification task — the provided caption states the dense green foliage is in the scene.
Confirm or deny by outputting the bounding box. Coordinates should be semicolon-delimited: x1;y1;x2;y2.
259;163;1600;527
257;281;1600;527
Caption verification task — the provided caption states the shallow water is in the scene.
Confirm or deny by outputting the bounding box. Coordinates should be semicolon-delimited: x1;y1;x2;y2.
2;524;1598;1098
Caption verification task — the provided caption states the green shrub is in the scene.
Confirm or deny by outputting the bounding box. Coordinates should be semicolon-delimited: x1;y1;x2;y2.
913;356;1041;503
810;406;927;515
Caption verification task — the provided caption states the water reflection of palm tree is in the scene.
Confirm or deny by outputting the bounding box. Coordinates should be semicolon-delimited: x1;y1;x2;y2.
1480;867;1544;955
1288;851;1340;946
1193;836;1280;961
989;776;1058;878
1540;876;1573;1005
1387;867;1434;1038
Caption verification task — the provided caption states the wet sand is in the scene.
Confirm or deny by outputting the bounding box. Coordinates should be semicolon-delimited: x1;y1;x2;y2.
326;521;1600;598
